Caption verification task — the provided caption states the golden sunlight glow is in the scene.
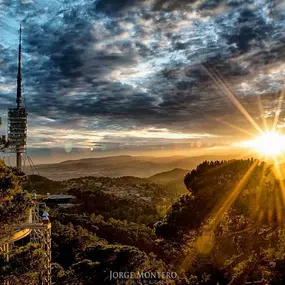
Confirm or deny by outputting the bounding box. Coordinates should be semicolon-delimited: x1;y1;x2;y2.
238;131;285;156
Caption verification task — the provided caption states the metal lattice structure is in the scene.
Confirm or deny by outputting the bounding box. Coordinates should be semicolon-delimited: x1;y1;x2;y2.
0;203;52;285
0;118;9;151
0;135;9;151
20;221;52;285
0;243;10;285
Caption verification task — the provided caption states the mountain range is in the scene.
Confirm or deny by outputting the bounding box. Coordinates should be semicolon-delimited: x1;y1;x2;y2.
26;154;238;180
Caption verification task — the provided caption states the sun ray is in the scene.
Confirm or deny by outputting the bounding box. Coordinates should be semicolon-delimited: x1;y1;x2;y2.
235;148;257;160
251;161;268;221
181;101;257;141
272;81;285;132
268;188;273;223
256;94;269;132
214;117;257;137
271;159;285;227
181;162;260;272
272;158;285;210
201;64;263;134
195;155;251;179
274;184;282;225
210;160;259;232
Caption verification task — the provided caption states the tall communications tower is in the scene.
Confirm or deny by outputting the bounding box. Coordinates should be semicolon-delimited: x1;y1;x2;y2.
8;25;28;169
0;25;52;285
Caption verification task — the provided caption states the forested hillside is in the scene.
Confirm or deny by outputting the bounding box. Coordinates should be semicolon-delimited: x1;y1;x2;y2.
0;161;31;239
149;168;189;196
156;159;285;284
0;161;45;284
3;159;285;284
25;175;180;224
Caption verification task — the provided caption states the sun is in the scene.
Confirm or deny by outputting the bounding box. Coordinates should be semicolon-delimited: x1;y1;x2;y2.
239;131;285;157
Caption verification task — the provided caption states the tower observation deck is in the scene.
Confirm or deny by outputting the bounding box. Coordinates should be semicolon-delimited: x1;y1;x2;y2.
7;24;28;169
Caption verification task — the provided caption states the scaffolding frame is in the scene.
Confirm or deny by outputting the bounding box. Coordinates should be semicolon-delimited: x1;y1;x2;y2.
0;203;52;285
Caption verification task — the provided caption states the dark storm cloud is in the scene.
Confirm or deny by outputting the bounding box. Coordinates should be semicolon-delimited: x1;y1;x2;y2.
152;0;232;11
220;8;273;53
151;0;274;12
10;3;138;121
95;0;139;15
1;0;285;149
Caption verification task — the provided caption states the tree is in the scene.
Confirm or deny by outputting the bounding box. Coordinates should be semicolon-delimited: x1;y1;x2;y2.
0;160;32;238
156;159;285;284
0;243;45;284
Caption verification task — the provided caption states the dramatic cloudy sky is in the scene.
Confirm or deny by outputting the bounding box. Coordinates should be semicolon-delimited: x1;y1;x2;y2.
1;0;285;161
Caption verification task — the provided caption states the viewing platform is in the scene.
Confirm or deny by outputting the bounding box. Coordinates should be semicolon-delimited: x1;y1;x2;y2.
0;206;52;285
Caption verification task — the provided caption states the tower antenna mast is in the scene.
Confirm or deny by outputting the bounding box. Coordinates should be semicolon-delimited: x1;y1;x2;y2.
16;24;23;168
17;24;22;109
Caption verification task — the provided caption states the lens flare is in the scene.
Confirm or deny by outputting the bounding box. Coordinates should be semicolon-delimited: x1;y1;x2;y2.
65;142;73;153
